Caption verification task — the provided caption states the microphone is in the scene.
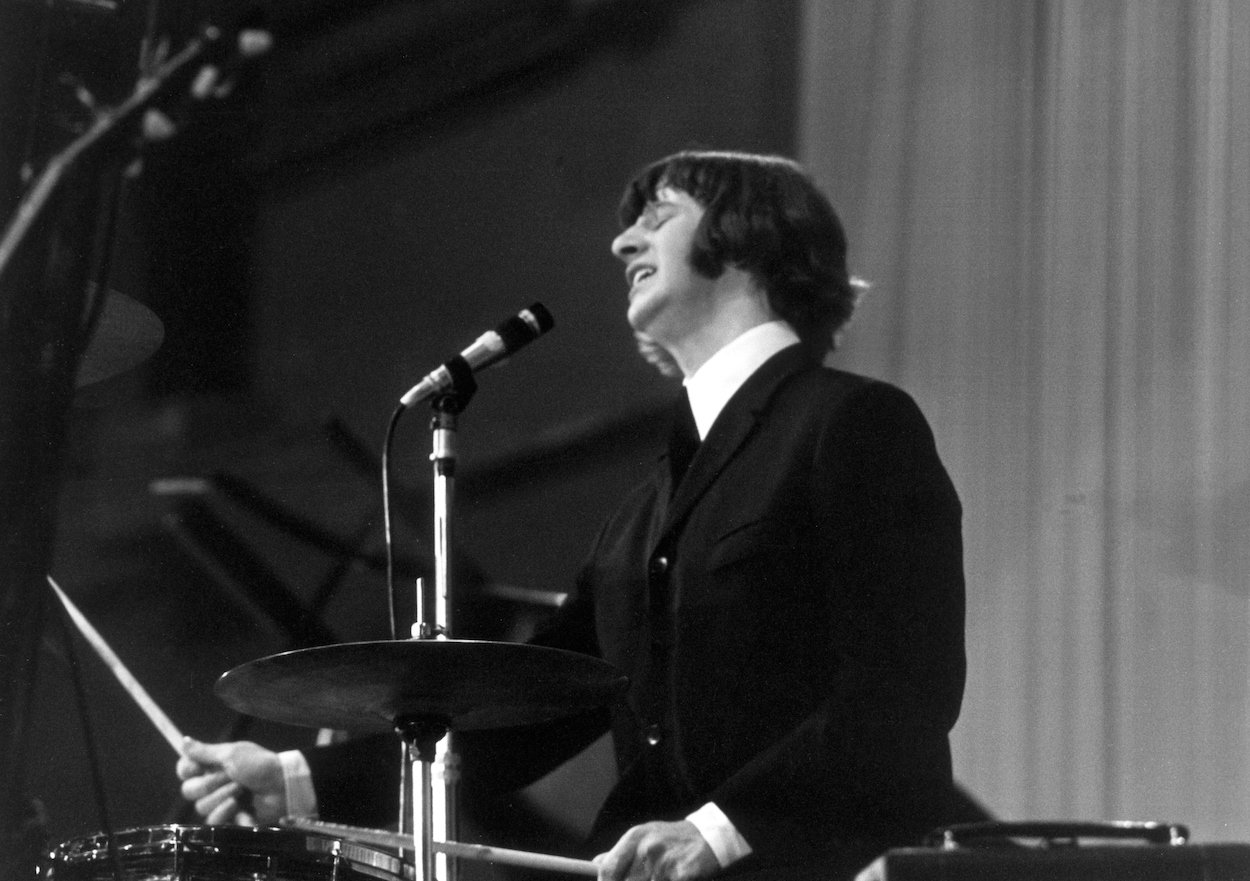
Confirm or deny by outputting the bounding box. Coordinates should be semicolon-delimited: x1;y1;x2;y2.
399;303;554;407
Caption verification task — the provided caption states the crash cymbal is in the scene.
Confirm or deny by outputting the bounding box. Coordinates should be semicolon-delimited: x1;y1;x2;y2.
77;291;164;388
215;639;628;733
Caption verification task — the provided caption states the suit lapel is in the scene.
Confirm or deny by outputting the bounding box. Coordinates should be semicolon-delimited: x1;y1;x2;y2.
662;344;813;534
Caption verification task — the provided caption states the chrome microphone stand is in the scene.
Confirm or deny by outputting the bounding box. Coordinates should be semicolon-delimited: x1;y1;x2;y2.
402;374;476;881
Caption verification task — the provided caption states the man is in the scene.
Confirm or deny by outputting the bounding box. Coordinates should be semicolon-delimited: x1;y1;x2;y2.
179;150;968;881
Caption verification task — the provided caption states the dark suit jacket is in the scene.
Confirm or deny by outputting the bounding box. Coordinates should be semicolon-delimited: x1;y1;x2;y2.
309;345;966;876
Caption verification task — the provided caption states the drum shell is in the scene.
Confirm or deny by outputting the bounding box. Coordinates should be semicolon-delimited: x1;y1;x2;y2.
43;824;409;880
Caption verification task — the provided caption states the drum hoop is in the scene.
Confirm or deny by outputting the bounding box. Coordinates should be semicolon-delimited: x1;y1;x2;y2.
48;824;410;880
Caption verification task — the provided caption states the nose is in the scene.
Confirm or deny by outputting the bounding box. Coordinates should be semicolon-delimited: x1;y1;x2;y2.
611;223;644;261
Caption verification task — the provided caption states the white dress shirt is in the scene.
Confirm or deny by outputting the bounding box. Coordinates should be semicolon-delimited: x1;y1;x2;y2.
683;320;801;441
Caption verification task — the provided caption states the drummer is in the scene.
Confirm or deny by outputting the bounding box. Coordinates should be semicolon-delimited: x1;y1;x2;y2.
178;150;971;881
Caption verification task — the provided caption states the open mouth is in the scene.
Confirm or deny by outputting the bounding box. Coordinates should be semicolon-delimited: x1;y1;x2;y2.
629;266;656;287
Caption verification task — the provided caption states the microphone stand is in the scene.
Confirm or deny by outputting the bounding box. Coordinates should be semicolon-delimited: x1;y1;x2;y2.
401;366;476;881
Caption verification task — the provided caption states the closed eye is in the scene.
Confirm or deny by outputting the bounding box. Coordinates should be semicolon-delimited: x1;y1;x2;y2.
639;201;677;231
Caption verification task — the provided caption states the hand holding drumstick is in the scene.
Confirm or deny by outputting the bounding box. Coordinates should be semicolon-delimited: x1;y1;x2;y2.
47;575;284;827
176;737;288;826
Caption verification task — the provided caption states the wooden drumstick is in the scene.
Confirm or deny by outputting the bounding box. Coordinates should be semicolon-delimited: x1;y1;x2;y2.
47;575;185;754
436;840;599;878
283;817;600;877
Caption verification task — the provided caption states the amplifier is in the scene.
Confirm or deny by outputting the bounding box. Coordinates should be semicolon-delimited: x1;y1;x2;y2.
872;821;1250;881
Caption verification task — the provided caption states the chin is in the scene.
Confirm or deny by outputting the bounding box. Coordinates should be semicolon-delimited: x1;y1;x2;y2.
625;302;653;334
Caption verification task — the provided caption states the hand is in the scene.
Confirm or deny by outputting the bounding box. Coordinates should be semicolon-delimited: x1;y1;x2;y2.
594;821;720;881
176;737;286;826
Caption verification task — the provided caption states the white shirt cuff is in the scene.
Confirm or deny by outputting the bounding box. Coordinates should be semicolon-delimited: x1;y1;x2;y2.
278;749;319;819
685;802;752;868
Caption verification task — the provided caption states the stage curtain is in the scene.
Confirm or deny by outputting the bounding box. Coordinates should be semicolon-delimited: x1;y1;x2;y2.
800;0;1250;838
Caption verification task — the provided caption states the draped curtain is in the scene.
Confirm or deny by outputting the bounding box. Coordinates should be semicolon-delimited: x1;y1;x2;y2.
800;0;1249;838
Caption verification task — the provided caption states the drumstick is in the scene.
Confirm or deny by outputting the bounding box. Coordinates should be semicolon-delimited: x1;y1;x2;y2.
47;575;185;754
436;840;599;877
282;817;599;877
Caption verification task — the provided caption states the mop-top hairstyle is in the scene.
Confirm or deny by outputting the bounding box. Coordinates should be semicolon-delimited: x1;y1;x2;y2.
619;150;865;365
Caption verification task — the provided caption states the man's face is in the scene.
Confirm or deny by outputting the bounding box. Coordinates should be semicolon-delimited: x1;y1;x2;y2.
611;187;720;347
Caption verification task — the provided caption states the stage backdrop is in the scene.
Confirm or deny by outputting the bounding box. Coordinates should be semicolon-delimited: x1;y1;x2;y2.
801;0;1249;841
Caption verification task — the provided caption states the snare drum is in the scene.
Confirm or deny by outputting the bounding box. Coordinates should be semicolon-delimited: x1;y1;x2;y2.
44;824;409;880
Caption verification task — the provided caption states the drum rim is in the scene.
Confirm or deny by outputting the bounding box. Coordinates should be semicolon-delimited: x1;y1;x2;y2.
47;824;410;879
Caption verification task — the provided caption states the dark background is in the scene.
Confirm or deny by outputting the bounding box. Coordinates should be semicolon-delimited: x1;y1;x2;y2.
3;0;802;856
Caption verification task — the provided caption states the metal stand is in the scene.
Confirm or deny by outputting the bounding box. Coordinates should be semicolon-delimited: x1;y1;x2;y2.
407;381;474;881
396;715;450;881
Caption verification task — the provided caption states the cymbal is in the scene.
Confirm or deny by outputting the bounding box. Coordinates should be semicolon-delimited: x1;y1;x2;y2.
215;639;628;733
77;291;164;388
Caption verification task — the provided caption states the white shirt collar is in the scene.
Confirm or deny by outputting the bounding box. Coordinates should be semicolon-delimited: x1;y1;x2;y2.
683;321;801;440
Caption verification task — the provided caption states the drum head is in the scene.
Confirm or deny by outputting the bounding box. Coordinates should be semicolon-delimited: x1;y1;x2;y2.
45;824;409;880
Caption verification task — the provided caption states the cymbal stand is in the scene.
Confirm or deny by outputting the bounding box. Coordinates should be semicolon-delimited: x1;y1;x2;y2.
407;382;474;881
396;714;450;881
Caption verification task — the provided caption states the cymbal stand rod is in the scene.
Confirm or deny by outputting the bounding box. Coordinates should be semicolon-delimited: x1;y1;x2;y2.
398;737;411;859
398;717;449;881
420;755;436;881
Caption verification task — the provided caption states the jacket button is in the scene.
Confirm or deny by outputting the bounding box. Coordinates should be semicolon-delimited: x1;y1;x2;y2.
643;724;662;746
649;556;669;577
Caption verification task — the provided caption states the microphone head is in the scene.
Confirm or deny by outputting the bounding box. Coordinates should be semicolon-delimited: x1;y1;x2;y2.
495;303;554;351
521;302;554;334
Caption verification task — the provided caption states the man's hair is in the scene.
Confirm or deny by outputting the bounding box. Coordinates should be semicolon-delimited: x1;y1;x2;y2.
618;150;864;359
